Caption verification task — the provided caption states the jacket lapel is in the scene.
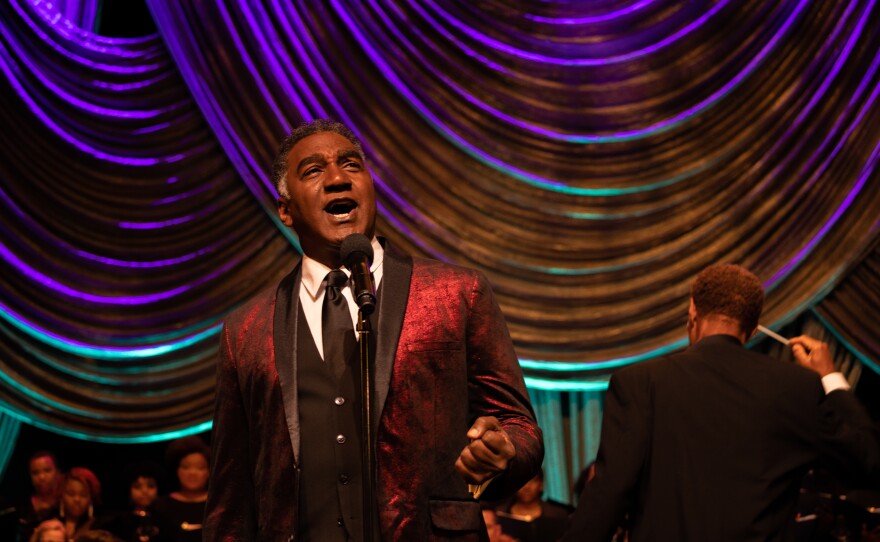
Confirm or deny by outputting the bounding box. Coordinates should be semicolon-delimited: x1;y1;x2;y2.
374;239;412;429
274;260;303;464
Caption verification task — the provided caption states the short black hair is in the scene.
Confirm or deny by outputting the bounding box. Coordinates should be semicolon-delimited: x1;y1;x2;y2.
123;460;164;489
272;119;365;198
691;264;764;332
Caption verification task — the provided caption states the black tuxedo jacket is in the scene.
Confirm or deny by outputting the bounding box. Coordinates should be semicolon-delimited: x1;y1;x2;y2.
563;334;880;542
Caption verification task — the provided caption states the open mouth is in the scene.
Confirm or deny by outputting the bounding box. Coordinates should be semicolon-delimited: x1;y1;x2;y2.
324;199;358;218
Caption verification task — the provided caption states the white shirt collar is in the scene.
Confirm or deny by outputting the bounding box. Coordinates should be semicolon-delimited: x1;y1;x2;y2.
300;236;385;300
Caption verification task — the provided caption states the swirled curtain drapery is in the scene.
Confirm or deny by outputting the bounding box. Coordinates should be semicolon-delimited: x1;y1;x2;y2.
2;0;879;503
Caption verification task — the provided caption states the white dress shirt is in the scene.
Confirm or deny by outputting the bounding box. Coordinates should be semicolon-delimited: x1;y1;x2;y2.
298;237;384;360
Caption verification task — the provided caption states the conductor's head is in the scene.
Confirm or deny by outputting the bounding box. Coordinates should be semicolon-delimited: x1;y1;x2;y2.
687;264;764;345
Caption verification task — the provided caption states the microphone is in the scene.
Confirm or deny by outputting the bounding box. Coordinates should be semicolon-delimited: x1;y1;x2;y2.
340;233;376;315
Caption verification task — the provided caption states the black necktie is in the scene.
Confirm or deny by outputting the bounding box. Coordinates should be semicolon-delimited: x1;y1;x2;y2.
322;269;356;379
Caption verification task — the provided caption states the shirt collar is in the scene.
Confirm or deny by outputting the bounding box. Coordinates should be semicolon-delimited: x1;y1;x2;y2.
300;236;385;301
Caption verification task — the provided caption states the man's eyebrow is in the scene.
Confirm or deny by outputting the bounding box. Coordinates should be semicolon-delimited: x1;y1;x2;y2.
337;149;363;162
296;153;325;173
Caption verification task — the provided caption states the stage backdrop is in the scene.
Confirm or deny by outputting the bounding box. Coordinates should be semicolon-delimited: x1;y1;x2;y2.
1;0;879;503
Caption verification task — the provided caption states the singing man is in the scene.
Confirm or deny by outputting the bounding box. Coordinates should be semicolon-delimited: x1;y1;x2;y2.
204;119;543;541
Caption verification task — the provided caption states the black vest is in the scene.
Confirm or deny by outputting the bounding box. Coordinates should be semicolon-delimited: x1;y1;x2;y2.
296;304;364;542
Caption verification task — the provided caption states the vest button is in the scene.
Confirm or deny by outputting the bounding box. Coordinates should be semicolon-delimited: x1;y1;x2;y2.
334;396;345;406
336;434;346;444
337;517;345;527
339;474;350;485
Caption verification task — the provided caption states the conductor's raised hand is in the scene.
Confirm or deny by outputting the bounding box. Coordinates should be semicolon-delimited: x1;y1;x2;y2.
789;335;836;377
455;416;515;485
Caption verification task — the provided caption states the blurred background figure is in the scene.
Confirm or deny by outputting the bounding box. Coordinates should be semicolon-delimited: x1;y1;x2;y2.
74;529;125;542
495;469;571;541
17;451;64;541
60;467;102;541
482;507;518;542
498;469;570;522
128;465;160;513
103;461;163;542
571;463;628;541
151;436;208;542
28;518;65;542
571;462;596;506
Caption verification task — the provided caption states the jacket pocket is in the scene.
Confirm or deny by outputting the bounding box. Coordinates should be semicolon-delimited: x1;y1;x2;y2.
406;341;460;352
429;499;482;531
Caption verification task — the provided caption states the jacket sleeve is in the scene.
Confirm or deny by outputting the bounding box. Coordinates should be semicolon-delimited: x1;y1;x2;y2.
816;388;880;482
561;367;650;542
464;271;544;500
203;323;257;541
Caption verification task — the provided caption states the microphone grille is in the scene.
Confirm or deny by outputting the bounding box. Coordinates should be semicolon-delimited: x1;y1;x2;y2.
340;233;373;268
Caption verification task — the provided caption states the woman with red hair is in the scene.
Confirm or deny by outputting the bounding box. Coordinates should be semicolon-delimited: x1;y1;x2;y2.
59;467;102;541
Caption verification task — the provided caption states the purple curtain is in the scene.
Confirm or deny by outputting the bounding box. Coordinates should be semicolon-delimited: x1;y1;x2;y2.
1;0;878;453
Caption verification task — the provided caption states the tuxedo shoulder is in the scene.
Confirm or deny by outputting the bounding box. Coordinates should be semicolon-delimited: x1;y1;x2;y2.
611;357;664;382
760;351;823;384
671;338;820;385
223;284;278;330
411;256;483;283
612;349;700;382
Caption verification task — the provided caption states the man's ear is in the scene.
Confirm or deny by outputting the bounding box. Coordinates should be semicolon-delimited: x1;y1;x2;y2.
687;299;697;329
277;198;293;227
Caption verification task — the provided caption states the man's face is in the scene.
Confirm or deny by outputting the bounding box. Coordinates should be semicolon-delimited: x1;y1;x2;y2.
277;131;377;266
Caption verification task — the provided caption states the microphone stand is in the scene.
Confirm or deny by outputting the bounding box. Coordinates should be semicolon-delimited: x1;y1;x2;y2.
358;309;376;541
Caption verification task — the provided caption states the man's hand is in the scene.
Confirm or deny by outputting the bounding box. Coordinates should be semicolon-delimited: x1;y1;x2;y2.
455;416;516;485
789;335;836;377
